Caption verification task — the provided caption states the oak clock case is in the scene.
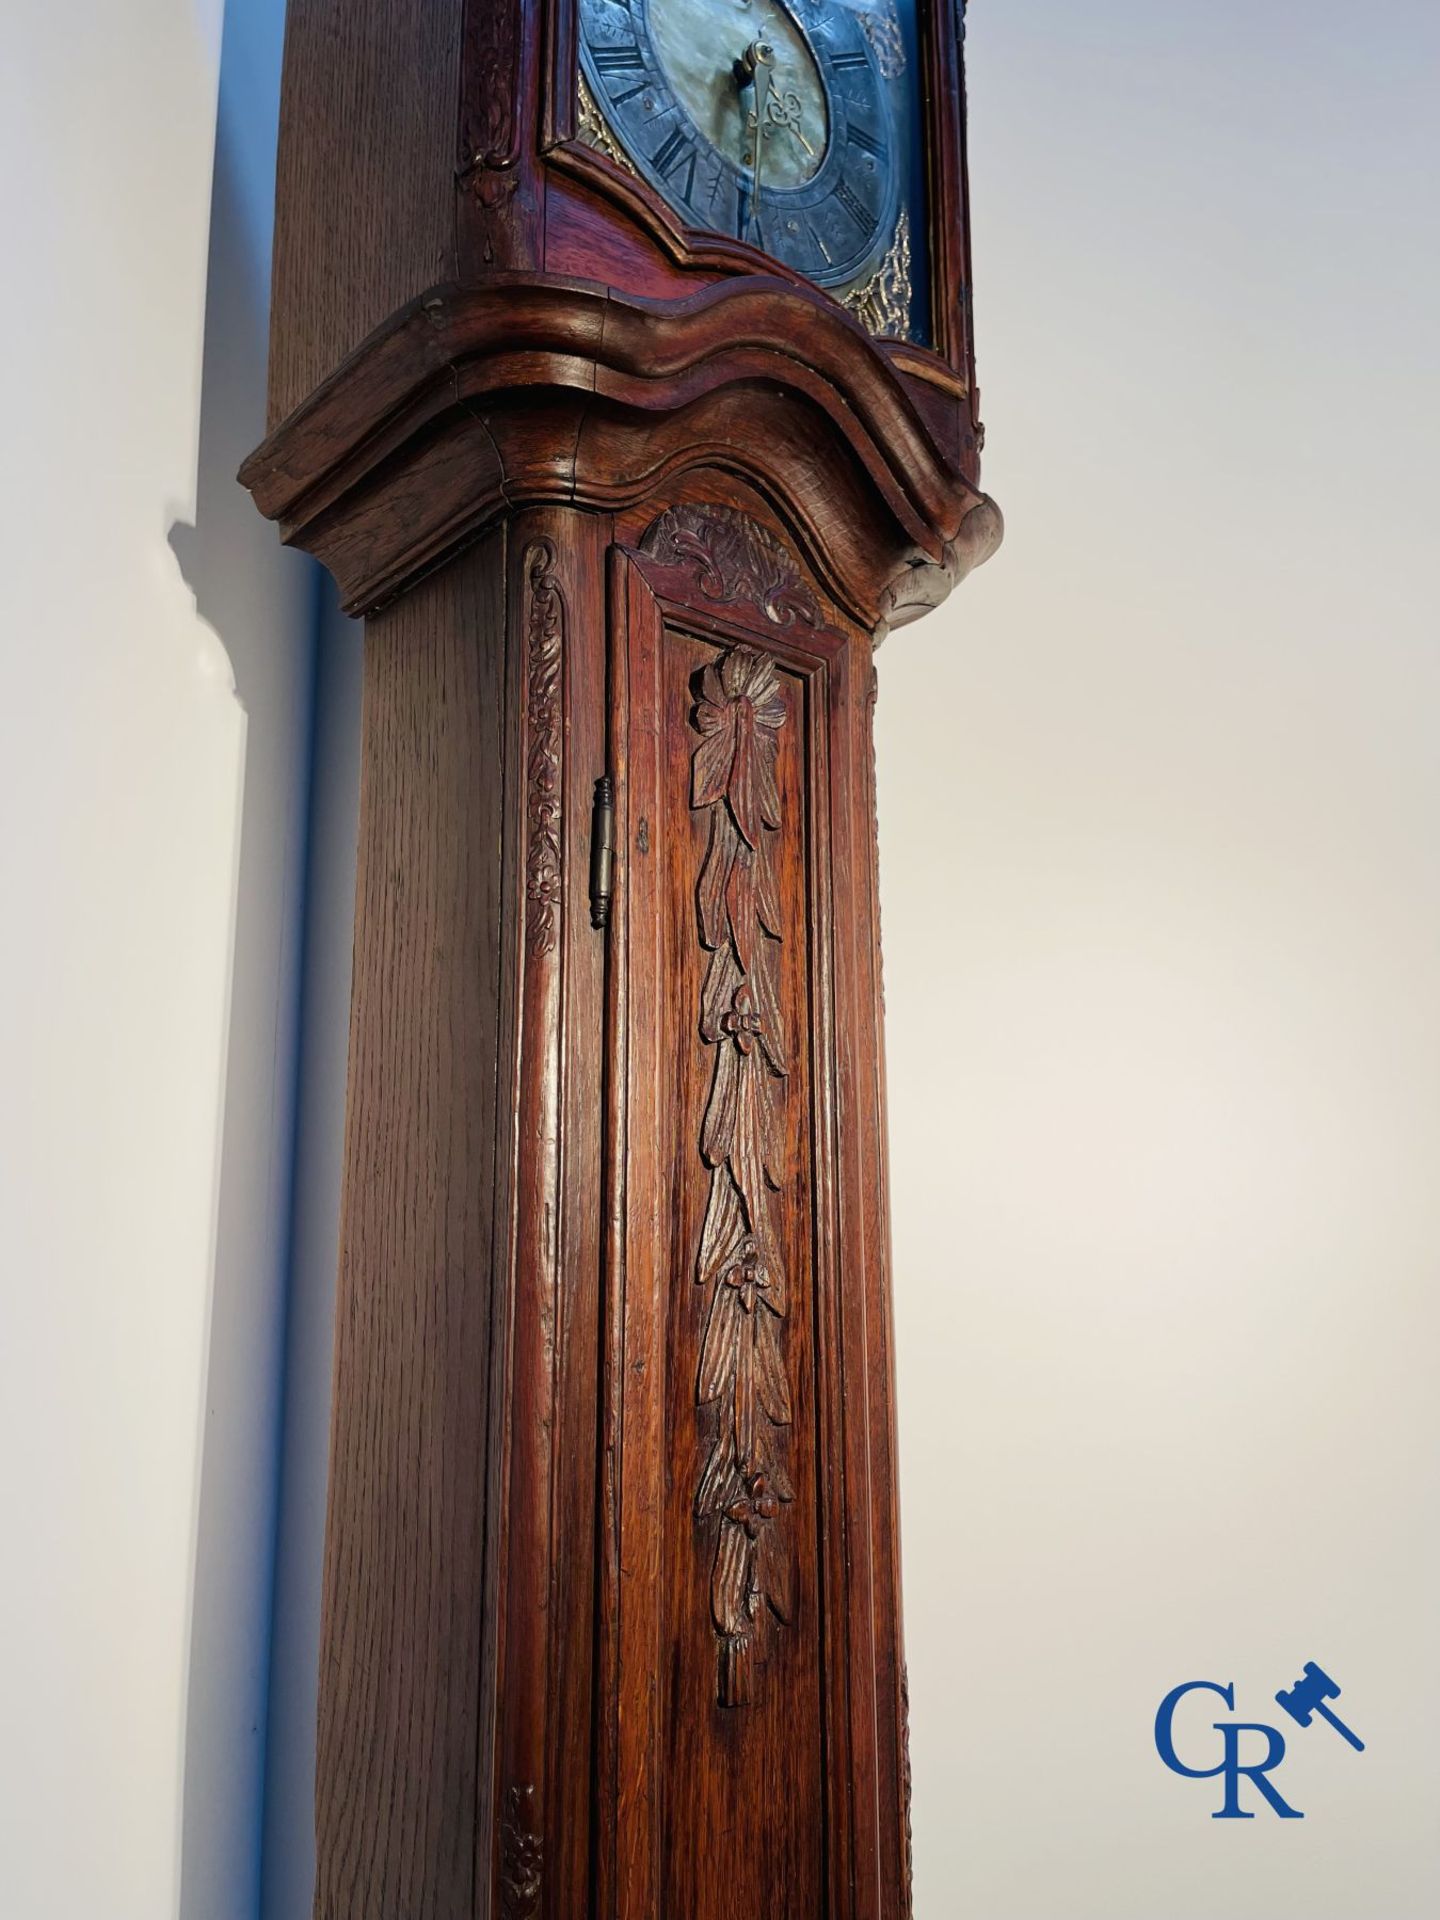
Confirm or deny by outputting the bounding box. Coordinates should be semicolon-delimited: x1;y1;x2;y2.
240;1;998;1916
578;0;931;341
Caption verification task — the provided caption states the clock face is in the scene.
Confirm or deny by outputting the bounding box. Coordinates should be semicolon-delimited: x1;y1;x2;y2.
577;0;930;343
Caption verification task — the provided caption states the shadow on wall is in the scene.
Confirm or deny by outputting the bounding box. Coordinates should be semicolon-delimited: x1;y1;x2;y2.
254;558;362;1920
166;1;356;1915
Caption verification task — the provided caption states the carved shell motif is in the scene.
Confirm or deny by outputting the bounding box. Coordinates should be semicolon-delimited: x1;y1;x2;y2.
690;645;795;1708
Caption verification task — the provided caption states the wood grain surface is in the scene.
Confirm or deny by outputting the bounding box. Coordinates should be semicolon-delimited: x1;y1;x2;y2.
267;0;465;427
315;537;508;1920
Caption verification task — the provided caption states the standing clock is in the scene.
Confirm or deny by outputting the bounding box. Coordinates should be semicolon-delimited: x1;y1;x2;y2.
242;1;1000;1916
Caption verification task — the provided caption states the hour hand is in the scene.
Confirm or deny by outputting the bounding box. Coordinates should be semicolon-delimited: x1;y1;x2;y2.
765;88;814;159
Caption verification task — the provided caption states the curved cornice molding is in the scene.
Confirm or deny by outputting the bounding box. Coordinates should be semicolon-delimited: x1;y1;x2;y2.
239;273;1002;628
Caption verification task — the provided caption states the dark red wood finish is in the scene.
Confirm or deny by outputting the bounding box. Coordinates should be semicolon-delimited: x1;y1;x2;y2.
243;5;999;1916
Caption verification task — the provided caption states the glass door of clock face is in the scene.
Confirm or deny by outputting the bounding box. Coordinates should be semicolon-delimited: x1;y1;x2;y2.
577;0;932;344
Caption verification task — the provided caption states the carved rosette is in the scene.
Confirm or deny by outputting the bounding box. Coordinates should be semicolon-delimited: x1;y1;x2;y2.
523;541;564;956
643;505;819;629
499;1784;543;1920
690;645;795;1708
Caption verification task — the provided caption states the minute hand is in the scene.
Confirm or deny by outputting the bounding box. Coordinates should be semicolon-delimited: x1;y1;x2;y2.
743;40;774;245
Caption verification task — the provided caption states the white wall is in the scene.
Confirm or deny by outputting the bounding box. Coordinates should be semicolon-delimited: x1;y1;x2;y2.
883;4;1440;1916
177;2;319;1915
0;4;313;1918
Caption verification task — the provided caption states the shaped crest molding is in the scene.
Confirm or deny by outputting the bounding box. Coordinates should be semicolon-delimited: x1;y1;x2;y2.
239;273;1001;632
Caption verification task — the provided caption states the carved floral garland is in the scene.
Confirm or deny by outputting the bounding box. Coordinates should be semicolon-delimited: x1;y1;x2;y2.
900;1664;915;1918
523;541;564;956
690;645;795;1707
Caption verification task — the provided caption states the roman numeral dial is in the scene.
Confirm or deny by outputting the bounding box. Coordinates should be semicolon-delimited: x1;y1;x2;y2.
576;0;928;343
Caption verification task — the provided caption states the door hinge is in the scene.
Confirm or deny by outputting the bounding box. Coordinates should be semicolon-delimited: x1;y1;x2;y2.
589;776;615;929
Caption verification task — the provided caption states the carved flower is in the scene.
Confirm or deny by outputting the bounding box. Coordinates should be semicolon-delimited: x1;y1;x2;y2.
722;1235;773;1314
720;984;764;1055
726;1470;782;1542
500;1786;543;1919
692;649;785;849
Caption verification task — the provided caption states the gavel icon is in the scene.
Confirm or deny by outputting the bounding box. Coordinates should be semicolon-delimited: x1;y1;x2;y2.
1275;1662;1365;1752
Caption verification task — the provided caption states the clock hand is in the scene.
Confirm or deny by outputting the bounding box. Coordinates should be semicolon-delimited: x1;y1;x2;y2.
738;39;774;244
765;87;815;159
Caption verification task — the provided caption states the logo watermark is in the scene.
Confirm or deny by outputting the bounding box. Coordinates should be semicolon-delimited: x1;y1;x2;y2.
1155;1662;1364;1819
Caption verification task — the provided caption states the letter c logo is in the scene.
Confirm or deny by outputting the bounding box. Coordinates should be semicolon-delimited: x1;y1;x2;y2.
1154;1680;1235;1779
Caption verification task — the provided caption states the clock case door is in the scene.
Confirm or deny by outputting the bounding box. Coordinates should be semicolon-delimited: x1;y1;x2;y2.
592;521;909;1920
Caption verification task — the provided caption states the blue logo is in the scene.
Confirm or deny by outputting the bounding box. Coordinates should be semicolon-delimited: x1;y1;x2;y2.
1274;1661;1365;1751
1155;1663;1364;1819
